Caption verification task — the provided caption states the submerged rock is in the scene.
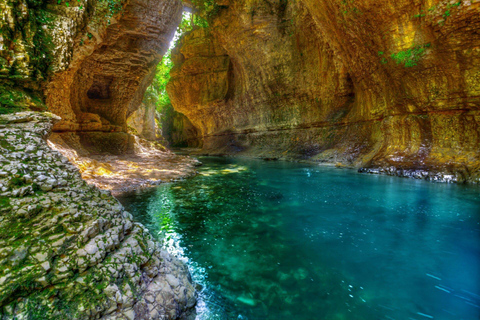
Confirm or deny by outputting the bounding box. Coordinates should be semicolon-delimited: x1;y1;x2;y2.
236;295;257;307
357;166;477;183
0;112;196;319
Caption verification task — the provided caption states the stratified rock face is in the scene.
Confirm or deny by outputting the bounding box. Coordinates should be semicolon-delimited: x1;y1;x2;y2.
0;112;196;319
0;0;183;154
45;0;183;154
127;102;159;141
168;0;480;182
159;105;202;148
126;102;202;148
167;111;202;148
1;0;128;112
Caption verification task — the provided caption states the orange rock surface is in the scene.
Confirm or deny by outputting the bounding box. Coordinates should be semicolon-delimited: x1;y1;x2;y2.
168;0;480;182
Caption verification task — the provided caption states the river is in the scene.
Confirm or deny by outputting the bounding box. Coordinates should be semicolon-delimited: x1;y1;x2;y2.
117;157;480;320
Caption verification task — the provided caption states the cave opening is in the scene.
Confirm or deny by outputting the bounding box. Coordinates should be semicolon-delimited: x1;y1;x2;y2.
87;76;114;100
131;10;202;147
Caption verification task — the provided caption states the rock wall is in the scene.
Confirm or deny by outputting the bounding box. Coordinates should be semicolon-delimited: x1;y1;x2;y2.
0;112;196;319
46;0;183;155
168;111;202;148
159;105;202;148
127;102;160;141
1;0;126;112
0;0;183;155
167;0;480;182
126;102;201;148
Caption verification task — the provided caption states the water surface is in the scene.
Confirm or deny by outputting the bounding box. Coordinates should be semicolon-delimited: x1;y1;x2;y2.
117;157;480;320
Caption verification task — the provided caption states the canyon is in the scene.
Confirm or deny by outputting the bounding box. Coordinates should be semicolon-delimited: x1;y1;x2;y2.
169;0;480;182
0;0;479;319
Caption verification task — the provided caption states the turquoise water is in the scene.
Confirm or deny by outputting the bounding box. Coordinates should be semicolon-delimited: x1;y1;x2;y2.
117;157;480;320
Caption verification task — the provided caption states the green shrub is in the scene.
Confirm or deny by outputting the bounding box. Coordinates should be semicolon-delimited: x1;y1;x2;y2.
390;44;431;68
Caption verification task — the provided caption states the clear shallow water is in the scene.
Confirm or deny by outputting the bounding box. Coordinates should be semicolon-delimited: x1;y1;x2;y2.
117;157;480;320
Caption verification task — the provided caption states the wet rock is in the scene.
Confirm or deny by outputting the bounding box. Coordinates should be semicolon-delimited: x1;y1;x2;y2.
359;166;464;183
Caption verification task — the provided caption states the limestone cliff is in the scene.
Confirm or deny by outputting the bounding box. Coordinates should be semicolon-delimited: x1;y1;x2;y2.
0;112;196;319
1;0;183;155
168;0;480;182
0;0;198;319
46;0;183;155
160;105;202;148
127;102;161;141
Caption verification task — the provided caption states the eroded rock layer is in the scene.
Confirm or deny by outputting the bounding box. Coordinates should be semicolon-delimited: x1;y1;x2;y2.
168;0;480;182
0;112;196;319
1;0;183;154
0;0;198;318
160;106;202;148
46;0;183;155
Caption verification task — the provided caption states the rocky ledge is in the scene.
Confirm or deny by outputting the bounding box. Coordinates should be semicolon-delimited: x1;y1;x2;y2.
357;166;478;183
0;112;196;319
47;133;201;195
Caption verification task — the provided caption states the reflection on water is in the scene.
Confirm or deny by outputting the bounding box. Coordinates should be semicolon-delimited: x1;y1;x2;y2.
117;157;480;320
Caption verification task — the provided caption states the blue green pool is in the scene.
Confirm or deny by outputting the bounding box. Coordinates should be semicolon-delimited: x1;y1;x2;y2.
117;157;480;319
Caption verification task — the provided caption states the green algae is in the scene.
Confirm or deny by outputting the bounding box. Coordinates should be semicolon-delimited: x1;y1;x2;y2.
0;197;10;209
0;83;46;114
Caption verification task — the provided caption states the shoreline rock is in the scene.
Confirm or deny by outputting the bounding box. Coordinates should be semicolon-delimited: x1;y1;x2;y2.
357;166;480;184
0;112;196;319
179;147;480;184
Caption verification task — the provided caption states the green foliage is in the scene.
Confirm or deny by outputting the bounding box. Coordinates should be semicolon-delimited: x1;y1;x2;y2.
193;15;209;29
189;0;228;27
144;12;204;118
192;0;221;20
447;1;462;8
390;44;431;68
144;55;173;113
102;0;124;18
440;2;461;23
176;12;204;37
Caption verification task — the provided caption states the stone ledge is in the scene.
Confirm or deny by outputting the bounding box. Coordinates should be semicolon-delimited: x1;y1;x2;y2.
0;112;196;319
